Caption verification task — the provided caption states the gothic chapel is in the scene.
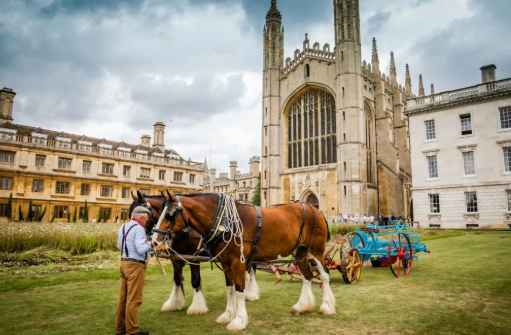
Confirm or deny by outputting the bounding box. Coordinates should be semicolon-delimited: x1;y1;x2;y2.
261;0;413;219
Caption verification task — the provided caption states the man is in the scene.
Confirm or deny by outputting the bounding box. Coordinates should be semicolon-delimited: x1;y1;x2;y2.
116;206;154;335
369;214;374;224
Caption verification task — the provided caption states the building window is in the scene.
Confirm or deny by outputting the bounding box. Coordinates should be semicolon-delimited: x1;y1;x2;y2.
140;168;150;179
35;155;46;167
427;156;438;179
460;114;472;135
120;209;129;221
140;189;149;196
425;120;436;140
80;183;90;196
504;147;511;173
507;190;511;212
58;157;72;170
0;177;13;190
0;203;10;217
465;192;478;213
102;163;114;175
32;180;44;193
60;141;71;149
0;150;15;164
159;170;166;180
286;88;336;168
174;172;183;182
55;181;70;194
122;187;130;198
499;107;511;129
429;194;440;213
123;166;131;177
83;161;91;172
54;206;69;219
190;174;196;184
100;186;113;197
462;151;476;176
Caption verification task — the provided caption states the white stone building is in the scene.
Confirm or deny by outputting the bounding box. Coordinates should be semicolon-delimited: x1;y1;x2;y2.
405;65;511;228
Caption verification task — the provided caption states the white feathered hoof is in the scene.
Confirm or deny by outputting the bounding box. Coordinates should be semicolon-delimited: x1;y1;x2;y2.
216;311;234;324
319;302;336;315
244;290;258;302
226;317;247;331
291;301;315;315
161;284;185;312
187;290;209;315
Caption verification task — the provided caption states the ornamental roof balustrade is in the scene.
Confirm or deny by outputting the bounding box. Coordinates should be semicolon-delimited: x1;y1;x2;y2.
281;47;335;77
406;77;511;114
0;124;204;171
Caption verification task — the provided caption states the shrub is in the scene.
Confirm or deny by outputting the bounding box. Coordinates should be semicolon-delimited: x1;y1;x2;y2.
329;224;365;237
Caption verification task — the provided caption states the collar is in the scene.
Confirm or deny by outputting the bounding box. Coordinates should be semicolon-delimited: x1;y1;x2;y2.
131;218;144;228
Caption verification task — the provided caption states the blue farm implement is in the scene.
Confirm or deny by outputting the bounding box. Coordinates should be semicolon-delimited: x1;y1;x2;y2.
347;221;430;277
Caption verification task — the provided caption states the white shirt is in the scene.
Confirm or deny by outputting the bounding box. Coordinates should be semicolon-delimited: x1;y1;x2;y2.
370;215;374;222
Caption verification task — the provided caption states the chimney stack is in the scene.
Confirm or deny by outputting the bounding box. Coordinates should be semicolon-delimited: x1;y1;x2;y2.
153;122;166;151
0;87;16;122
480;64;497;83
249;156;261;176
141;135;151;147
209;168;216;193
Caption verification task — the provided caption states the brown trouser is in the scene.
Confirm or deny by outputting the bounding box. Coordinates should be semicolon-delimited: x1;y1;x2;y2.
116;261;146;335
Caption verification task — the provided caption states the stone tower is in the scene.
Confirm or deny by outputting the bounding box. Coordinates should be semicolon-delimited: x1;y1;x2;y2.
250;156;261;176
153;122;166;151
261;0;284;206
334;0;371;215
141;135;151;147
229;161;238;193
0;87;16;122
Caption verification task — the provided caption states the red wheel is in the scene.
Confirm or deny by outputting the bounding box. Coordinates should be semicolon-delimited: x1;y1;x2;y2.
388;233;413;277
346;232;366;262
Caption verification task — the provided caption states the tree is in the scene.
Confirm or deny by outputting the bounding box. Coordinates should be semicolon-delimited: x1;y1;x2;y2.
83;200;89;223
67;208;71;222
98;210;103;223
34;206;39;223
27;200;33;222
7;193;12;221
18;204;24;222
251;180;261;206
37;206;47;222
73;207;77;223
50;210;56;223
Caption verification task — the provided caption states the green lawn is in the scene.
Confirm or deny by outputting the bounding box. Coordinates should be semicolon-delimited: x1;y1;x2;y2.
1;232;511;335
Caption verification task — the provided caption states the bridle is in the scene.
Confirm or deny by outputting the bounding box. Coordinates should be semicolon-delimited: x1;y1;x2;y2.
163;195;190;234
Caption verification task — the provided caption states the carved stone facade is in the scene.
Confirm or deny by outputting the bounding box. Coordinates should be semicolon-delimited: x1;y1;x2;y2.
405;65;511;228
0;87;203;222
261;0;412;219
203;157;261;202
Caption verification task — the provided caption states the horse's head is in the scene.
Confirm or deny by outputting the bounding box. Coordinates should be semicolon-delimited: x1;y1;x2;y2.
128;190;164;236
152;190;191;247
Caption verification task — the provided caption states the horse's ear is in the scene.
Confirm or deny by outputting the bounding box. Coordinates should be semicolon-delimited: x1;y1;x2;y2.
167;190;178;202
137;190;146;202
131;191;138;200
160;191;167;199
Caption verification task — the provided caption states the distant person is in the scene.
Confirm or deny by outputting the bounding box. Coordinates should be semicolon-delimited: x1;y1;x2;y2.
362;214;368;225
383;214;389;225
388;215;394;224
369;214;374;224
91;217;97;224
116;206;154;335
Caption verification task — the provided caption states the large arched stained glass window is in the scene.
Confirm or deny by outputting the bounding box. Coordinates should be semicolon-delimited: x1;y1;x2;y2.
286;87;337;169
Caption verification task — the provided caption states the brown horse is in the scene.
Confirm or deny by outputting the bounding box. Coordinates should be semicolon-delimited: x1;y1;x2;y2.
130;192;260;316
154;192;335;331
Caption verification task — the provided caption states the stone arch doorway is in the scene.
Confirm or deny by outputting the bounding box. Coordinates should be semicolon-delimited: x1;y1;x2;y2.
306;193;319;209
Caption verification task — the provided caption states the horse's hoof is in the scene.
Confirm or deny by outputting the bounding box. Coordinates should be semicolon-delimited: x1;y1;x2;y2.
291;303;314;315
161;301;184;312
187;304;209;315
226;317;247;331
244;292;259;302
319;303;336;315
216;312;233;324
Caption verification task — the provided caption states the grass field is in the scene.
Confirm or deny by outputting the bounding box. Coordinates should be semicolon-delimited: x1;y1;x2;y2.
1;231;511;334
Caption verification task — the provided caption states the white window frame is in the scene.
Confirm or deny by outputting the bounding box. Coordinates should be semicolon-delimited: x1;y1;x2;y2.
427;155;438;179
459;113;473;137
101;163;114;175
140;168;151;179
424;119;436;141
159;170;166;181
100;185;113;198
462;151;476;176
465;192;478;213
35;155;46;167
174;172;183;182
123;166;131;177
507;190;511;212
498;106;511;131
58;157;72;170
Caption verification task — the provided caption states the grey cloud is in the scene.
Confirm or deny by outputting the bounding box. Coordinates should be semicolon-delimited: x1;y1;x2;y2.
367;10;391;35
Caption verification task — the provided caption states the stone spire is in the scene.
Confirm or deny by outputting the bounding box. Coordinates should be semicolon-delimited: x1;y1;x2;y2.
431;84;435;96
405;64;412;96
418;74;425;97
390;52;396;75
266;0;282;23
372;37;379;64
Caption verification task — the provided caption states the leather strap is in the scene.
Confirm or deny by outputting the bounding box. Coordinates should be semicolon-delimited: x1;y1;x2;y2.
121;257;146;264
247;205;264;272
293;203;307;255
121;224;137;258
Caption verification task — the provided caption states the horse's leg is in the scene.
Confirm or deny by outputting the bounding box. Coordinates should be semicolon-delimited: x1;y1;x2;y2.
187;264;209;315
310;253;336;315
161;260;185;312
291;247;315;314
226;260;248;331
216;265;237;325
248;264;260;301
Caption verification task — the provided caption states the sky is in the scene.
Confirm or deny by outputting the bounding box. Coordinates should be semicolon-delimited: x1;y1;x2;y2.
1;0;510;173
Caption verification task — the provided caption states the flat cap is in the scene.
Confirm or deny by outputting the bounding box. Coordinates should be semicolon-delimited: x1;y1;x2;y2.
132;206;152;216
